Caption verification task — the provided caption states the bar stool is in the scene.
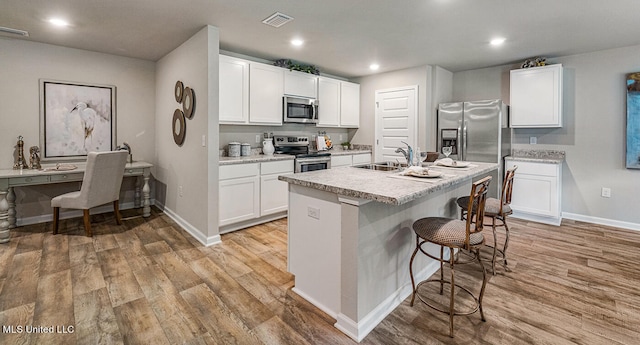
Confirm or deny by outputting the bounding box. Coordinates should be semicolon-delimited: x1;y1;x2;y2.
456;166;517;274
409;176;491;338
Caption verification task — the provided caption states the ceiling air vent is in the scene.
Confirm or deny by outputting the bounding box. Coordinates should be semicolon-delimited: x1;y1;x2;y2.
0;26;29;37
262;12;294;28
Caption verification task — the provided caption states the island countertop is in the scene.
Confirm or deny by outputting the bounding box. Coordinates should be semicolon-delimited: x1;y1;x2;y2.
279;161;497;205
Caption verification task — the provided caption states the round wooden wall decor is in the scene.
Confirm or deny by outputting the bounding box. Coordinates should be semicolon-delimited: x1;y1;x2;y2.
172;109;186;146
183;87;196;119
175;81;184;103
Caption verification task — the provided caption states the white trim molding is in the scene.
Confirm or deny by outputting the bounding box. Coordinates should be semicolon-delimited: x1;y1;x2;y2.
562;212;640;231
155;202;221;246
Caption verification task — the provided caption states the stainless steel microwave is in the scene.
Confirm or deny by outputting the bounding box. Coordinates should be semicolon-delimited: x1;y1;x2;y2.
283;96;318;124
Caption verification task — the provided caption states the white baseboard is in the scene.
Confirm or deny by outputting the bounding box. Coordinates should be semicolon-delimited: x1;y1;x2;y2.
156;202;221;247
334;260;440;342
16;200;154;227
510;211;562;226
292;287;337;319
562;212;640;231
219;211;287;234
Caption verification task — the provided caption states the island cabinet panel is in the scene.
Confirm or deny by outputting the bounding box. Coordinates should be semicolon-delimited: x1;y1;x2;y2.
284;70;317;98
506;159;562;225
510;64;563;127
219;55;249;124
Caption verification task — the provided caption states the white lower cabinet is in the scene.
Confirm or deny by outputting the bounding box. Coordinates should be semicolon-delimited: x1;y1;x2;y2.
331;153;372;168
219;163;260;226
505;159;562;225
260;160;293;216
219;160;294;230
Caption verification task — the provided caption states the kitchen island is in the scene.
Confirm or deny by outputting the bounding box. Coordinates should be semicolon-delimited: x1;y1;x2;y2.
278;162;497;342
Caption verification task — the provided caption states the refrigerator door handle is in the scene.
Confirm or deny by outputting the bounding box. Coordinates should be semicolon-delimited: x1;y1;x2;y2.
457;120;463;161
462;120;468;161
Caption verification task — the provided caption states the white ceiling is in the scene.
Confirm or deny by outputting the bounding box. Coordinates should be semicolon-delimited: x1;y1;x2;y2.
2;0;640;78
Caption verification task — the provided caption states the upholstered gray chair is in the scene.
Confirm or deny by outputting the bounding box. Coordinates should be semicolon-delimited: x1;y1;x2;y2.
52;151;128;237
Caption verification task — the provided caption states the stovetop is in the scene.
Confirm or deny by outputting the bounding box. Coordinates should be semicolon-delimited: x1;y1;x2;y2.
273;135;331;158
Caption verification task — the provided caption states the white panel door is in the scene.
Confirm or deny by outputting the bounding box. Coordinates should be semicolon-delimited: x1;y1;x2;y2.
219;176;260;226
219;55;249;124
249;63;284;124
340;82;360;127
317;77;341;127
375;86;418;163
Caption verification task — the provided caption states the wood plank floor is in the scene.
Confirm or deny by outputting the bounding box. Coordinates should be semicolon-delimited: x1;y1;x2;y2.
1;207;639;344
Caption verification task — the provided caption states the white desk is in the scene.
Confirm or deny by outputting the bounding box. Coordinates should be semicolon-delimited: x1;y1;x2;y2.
0;161;153;243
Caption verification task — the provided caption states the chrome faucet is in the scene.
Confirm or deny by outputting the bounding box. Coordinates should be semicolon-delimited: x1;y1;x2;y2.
395;141;414;166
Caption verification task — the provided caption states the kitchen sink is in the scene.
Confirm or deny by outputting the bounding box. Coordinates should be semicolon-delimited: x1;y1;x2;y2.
352;161;407;171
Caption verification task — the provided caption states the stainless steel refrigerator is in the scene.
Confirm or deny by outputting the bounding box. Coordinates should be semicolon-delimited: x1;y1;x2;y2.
437;99;511;197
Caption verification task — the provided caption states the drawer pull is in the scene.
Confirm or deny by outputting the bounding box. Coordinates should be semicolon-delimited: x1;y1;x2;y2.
128;169;133;173
62;175;68;179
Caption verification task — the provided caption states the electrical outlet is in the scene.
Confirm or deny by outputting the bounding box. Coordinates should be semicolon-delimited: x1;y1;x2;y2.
339;134;343;141
307;206;320;220
601;187;611;198
179;186;183;197
201;135;206;147
530;136;537;145
255;134;260;143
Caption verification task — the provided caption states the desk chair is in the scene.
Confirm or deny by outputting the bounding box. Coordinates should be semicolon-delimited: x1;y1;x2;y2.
456;166;517;274
52;151;128;237
409;176;492;338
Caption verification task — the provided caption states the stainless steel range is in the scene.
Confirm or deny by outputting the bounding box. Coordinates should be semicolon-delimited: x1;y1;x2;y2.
274;136;331;173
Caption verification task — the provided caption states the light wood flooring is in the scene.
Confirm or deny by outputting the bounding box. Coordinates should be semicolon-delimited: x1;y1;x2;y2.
1;207;639;344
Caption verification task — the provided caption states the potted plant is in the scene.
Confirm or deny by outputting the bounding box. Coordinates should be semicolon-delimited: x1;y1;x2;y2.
341;142;351;150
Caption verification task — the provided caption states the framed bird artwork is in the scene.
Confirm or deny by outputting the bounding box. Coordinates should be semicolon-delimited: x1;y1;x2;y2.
39;79;116;161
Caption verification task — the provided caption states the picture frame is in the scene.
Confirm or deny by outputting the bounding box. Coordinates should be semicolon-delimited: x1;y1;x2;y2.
39;79;116;161
626;72;640;169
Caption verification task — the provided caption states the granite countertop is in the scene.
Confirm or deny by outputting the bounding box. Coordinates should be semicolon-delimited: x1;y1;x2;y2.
279;162;497;206
506;149;566;164
219;154;294;166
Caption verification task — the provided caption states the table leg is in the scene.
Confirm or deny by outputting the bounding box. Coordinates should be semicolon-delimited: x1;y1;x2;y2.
134;177;141;208
0;187;9;243
7;187;16;229
142;171;150;217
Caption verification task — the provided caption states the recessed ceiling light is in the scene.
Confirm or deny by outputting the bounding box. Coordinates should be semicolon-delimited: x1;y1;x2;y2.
490;37;506;46
49;18;70;27
291;39;304;47
369;63;380;70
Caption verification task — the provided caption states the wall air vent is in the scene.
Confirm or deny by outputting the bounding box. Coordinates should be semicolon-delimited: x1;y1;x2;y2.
262;12;294;28
0;26;29;37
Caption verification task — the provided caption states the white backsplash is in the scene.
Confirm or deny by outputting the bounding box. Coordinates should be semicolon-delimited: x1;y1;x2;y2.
219;123;354;153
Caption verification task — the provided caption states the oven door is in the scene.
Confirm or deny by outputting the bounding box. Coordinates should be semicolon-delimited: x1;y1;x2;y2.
295;157;331;173
284;96;318;124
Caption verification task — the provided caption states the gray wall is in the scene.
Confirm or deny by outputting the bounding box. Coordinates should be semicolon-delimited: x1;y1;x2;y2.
155;26;220;242
353;65;430;156
452;45;640;227
0;38;156;222
220;124;350;153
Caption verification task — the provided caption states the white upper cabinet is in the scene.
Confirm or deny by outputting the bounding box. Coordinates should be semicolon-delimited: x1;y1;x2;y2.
317;77;341;127
317;79;360;128
249;63;284;125
284;71;318;98
510;64;563;128
219;55;249;124
340;81;360;128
